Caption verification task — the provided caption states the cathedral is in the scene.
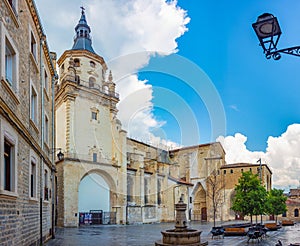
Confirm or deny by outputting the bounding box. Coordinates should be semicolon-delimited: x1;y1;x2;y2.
0;1;273;245
54;9;272;227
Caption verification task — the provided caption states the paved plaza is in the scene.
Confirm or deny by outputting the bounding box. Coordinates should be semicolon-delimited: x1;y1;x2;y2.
46;222;300;246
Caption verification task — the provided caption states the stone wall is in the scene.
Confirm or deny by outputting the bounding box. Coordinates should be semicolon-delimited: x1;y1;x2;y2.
0;0;55;244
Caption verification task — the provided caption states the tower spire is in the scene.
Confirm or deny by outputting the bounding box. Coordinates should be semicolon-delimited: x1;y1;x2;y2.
72;7;95;54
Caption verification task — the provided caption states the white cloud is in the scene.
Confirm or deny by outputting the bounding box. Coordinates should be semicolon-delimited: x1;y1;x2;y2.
36;0;190;148
217;124;300;190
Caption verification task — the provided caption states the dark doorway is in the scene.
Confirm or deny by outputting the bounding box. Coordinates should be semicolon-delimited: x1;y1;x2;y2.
201;207;207;221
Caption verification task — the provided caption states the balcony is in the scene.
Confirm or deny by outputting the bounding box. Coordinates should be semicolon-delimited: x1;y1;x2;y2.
60;75;119;99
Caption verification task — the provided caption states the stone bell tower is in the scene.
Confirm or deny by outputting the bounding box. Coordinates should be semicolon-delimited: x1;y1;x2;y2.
55;8;127;227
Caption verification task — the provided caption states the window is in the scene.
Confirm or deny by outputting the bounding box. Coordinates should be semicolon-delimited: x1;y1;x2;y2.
89;77;96;88
144;175;150;204
295;209;299;217
3;136;17;193
230;169;233;174
4;139;13;191
90;61;96;68
5;38;16;86
241;168;244;172
44;69;48;92
249;168;252;172
1;25;18;93
91;112;97;121
61;63;65;73
157;178;162;205
30;160;37;198
1;124;18;195
30;32;37;60
30;85;38;124
223;170;226;175
44;170;49;200
93;153;97;162
127;174;134;203
282;211;287;217
44;115;49;144
75;75;80;84
74;59;80;67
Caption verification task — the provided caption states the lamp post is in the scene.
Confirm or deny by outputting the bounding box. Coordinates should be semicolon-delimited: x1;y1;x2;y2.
252;13;300;60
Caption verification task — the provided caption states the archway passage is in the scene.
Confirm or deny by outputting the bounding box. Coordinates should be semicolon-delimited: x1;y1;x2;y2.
78;173;110;225
192;185;207;221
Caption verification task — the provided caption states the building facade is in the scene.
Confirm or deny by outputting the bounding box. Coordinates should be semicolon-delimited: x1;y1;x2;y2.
55;9;128;227
279;188;300;223
54;9;275;228
0;0;56;244
220;163;272;221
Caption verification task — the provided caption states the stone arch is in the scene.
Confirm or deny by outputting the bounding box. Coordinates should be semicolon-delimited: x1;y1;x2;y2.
80;169;117;192
192;183;206;221
78;169;118;210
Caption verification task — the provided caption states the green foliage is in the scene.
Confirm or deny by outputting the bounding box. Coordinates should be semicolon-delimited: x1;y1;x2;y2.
231;171;267;222
266;188;287;222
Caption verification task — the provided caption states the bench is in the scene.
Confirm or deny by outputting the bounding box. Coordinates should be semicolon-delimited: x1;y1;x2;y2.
210;226;224;239
264;223;281;231
281;220;294;226
224;227;246;236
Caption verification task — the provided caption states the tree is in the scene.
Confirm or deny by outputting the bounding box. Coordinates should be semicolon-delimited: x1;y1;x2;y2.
207;170;225;227
231;171;267;225
266;188;287;224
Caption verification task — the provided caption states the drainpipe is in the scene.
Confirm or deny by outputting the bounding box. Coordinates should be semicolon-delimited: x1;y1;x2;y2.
39;35;46;246
51;72;58;238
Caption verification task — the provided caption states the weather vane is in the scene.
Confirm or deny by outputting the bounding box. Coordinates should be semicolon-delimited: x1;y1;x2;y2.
80;6;85;14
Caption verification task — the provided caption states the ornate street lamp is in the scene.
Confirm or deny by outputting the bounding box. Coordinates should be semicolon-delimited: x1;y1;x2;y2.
252;13;300;60
50;148;64;160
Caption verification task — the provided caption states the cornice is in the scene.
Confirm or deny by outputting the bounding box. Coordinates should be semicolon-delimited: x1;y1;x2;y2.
26;0;56;76
57;50;107;70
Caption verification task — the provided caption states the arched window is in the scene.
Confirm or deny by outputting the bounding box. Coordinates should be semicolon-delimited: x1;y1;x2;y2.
295;209;299;217
89;77;96;88
90;61;96;68
103;85;109;94
74;58;80;67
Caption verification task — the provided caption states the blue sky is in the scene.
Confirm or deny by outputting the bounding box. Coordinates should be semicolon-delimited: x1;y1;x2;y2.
140;0;300;151
35;0;300;189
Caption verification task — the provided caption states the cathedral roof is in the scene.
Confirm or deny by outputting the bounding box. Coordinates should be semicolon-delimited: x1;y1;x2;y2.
72;7;95;54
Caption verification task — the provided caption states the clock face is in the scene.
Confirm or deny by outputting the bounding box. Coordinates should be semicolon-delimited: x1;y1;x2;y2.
259;23;274;35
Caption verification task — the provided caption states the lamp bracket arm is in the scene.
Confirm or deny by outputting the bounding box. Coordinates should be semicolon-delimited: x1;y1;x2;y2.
268;46;300;57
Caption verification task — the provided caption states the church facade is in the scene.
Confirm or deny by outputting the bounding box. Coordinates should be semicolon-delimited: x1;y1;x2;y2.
0;0;276;244
54;9;273;227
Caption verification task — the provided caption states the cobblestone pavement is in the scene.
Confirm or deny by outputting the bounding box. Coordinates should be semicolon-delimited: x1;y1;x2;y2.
45;222;300;246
